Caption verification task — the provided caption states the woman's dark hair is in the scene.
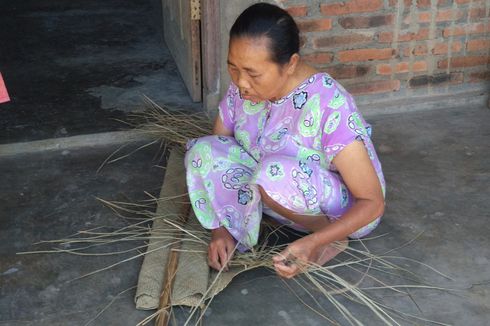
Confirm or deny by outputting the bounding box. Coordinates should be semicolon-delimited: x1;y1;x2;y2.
230;3;300;65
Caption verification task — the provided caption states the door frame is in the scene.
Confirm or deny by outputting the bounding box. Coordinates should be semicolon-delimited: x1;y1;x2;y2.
201;0;221;113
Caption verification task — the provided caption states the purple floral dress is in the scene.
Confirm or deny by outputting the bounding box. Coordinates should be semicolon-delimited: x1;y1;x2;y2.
185;73;385;251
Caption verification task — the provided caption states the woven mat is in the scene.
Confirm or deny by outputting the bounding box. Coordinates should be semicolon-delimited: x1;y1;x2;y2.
134;148;249;309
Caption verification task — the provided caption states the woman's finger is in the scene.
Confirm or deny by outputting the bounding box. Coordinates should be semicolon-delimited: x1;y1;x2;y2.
274;262;296;274
272;252;289;263
274;262;299;279
208;246;222;271
217;245;229;272
273;247;293;263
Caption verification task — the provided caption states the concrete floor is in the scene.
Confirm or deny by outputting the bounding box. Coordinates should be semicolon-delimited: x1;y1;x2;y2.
0;141;164;325
0;0;200;144
1;105;489;325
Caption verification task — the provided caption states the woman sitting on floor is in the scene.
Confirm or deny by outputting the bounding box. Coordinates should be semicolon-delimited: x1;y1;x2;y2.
185;3;385;279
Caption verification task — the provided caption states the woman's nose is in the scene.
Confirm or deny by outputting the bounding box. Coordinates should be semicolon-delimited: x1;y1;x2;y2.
236;74;251;89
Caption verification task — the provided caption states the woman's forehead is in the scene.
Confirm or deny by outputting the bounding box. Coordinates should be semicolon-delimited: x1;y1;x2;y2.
228;36;273;66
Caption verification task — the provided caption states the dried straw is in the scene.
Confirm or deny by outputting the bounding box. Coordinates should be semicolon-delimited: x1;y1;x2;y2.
124;96;213;150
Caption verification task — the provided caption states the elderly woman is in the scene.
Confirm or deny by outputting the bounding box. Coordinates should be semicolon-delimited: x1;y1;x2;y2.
185;3;385;278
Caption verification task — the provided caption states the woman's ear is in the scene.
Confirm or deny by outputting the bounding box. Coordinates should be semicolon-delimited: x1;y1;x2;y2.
287;53;300;75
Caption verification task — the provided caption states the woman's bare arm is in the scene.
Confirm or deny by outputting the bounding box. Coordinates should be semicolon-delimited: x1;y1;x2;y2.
273;140;385;278
310;140;385;244
208;113;235;271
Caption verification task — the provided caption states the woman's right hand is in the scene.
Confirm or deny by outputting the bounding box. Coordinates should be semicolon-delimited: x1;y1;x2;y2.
208;226;236;271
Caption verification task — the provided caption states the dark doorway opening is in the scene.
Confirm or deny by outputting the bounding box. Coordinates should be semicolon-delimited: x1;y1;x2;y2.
0;0;201;144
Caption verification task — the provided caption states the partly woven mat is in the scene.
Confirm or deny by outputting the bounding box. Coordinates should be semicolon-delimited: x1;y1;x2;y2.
135;148;249;310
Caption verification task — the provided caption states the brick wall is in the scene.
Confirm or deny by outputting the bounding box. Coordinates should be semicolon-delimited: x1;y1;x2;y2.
275;0;489;113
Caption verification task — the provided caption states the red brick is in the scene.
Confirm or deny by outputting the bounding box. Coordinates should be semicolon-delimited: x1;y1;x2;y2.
338;48;396;62
408;72;463;88
469;7;488;20
438;56;490;69
411;61;428;73
376;61;428;75
376;64;392;75
432;42;463;55
320;0;383;16
339;14;394;29
443;23;489;37
416;0;448;8
345;79;401;95
286;5;308;17
297;18;332;32
302;52;334;65
467;39;490;52
313;33;374;48
403;44;428;56
378;32;393;43
405;9;464;24
379;28;430;43
469;71;490;82
322;65;371;79
434;9;464;22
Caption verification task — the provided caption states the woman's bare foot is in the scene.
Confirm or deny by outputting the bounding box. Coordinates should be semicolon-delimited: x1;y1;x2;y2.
315;238;348;266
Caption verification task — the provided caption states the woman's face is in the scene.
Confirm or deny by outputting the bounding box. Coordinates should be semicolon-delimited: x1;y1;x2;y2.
227;36;292;103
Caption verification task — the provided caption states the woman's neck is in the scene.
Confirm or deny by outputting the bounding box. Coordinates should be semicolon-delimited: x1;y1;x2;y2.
274;62;318;101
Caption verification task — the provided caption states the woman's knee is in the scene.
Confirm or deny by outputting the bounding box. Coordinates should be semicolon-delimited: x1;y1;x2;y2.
185;135;237;169
186;135;234;152
185;136;215;172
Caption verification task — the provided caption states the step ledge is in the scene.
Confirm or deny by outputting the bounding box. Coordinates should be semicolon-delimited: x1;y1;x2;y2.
0;130;151;157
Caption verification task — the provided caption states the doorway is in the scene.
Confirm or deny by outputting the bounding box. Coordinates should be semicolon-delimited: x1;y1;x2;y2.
0;0;201;144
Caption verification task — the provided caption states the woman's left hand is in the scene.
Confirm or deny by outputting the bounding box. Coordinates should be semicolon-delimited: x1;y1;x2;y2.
272;234;348;278
272;235;320;279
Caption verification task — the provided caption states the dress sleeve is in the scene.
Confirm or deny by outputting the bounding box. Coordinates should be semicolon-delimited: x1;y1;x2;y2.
320;82;371;169
218;83;239;132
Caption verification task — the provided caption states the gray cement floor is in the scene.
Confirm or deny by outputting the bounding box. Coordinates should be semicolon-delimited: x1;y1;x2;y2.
1;105;489;325
0;0;201;144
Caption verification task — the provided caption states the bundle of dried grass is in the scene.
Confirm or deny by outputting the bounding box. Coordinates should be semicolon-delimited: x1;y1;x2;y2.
126;96;213;149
